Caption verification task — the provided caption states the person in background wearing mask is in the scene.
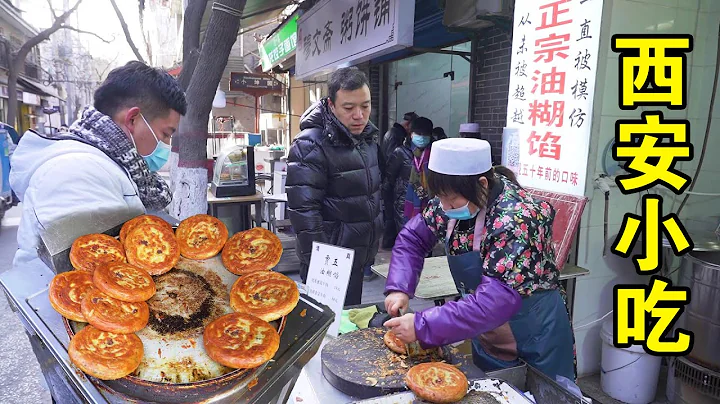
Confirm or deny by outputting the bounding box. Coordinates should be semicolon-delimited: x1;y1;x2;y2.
403;117;434;222
380;111;418;250
10;61;186;268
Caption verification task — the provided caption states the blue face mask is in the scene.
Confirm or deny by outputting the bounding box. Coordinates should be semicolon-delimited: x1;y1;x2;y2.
135;114;171;172
441;201;479;221
411;133;430;148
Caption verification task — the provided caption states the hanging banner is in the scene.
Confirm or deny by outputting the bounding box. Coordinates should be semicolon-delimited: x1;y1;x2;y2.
505;0;604;196
259;14;298;71
295;0;414;80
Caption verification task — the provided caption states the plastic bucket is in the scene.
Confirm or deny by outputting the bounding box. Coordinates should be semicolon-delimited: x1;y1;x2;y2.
600;320;662;404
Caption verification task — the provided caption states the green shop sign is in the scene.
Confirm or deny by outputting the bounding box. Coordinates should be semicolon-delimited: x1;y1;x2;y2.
260;14;298;71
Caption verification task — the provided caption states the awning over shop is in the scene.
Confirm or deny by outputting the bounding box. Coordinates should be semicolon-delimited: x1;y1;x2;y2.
370;0;470;64
17;76;63;100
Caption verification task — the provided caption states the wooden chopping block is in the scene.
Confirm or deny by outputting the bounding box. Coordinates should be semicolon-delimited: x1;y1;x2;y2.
320;327;485;399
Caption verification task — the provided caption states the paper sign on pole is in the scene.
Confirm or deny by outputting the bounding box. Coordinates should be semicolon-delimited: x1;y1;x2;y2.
505;0;604;196
306;242;355;337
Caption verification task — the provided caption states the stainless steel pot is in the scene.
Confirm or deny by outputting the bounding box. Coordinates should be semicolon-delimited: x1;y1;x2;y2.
677;251;720;371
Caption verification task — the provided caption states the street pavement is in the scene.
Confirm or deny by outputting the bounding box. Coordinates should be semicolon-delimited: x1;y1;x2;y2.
0;206;51;404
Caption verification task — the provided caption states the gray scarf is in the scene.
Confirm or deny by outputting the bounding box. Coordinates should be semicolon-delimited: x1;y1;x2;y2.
45;107;172;210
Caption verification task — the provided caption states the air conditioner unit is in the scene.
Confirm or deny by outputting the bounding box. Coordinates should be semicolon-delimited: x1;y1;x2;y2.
443;0;513;31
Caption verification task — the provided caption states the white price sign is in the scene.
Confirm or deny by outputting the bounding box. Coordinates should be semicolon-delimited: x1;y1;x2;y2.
306;242;355;337
505;0;604;196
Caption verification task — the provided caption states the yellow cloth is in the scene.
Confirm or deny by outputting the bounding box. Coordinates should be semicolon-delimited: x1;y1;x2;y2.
348;306;378;329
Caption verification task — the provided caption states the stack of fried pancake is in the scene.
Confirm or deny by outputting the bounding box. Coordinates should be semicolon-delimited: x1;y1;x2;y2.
51;214;300;380
205;225;298;369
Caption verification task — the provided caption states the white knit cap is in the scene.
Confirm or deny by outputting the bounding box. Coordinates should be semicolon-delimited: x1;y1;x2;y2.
459;123;481;133
428;138;492;175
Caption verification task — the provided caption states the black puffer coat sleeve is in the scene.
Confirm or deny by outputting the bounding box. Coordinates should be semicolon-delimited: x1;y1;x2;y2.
286;130;328;265
383;146;404;196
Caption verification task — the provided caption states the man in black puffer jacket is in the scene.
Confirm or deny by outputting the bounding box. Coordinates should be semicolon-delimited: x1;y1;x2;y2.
380;111;416;249
382;137;412;248
286;67;383;306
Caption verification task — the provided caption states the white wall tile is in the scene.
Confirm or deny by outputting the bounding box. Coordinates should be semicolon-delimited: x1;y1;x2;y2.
701;0;720;13
695;12;719;40
680;0;701;10
675;8;702;35
592;115;627;176
611;1;679;35
633;0;680;7
687;66;713;118
583;188;644;229
575;224;642;279
600;58;636;118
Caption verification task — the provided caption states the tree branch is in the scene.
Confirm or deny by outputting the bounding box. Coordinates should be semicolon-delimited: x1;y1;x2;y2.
95;54;120;81
108;0;147;63
44;0;57;19
15;0;84;59
60;25;113;43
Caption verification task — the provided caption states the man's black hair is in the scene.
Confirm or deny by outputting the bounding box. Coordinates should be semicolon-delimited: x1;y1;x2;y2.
411;117;434;136
328;67;369;103
403;112;419;123
432;127;447;141
94;61;187;120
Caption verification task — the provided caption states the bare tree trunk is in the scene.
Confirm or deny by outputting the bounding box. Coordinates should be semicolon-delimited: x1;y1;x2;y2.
6;0;84;130
170;0;245;220
7;59;21;130
169;0;207;195
109;0;146;63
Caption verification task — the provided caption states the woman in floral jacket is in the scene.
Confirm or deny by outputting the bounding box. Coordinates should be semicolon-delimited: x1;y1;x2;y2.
384;138;576;382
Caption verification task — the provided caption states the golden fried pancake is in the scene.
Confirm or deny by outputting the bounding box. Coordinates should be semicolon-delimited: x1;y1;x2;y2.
48;271;96;322
384;330;408;355
81;289;149;334
69;234;126;273
124;223;179;276
176;214;229;260
221;227;283;275
119;215;173;244
203;312;280;369
229;271;299;322
68;325;143;380
405;362;468;403
384;330;439;356
93;262;156;302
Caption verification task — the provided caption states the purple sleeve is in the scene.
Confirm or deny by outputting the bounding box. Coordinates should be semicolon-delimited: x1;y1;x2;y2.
384;214;437;299
413;276;522;348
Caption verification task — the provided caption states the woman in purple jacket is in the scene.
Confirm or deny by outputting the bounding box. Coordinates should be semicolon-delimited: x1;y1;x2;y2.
383;138;576;382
